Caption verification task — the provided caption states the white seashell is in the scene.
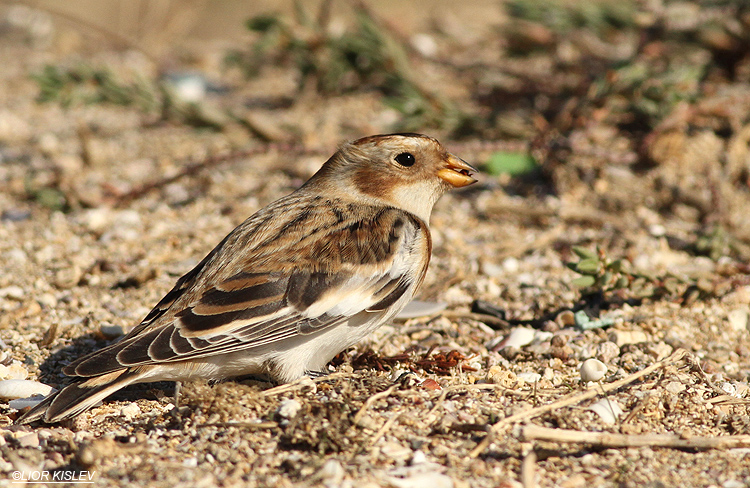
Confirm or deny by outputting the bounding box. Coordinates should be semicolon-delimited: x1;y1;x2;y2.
396;300;448;319
501;327;536;349
580;358;608;382
588;398;624;425
0;379;55;400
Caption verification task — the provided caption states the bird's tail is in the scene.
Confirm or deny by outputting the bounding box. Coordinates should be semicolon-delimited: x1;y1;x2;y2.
15;369;144;424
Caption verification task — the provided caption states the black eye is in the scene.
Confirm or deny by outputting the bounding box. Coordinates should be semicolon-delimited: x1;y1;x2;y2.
394;152;415;167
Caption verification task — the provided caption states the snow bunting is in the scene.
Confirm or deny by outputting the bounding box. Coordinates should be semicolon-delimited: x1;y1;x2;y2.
18;133;477;423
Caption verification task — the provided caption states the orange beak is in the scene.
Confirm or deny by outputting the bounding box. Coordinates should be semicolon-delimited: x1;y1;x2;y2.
437;154;478;188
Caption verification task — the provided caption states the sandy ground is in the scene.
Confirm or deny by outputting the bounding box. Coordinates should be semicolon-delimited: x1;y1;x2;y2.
1;1;750;487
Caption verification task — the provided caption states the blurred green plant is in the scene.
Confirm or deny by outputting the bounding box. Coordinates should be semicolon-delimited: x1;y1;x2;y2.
483;151;538;176
506;0;635;37
32;64;227;130
33;64;158;110
226;1;466;131
565;246;687;298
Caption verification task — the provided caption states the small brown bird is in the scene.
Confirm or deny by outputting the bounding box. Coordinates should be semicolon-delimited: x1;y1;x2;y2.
18;133;477;423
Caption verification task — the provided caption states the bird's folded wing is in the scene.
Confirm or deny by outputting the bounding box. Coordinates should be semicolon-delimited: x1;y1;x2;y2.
64;207;428;378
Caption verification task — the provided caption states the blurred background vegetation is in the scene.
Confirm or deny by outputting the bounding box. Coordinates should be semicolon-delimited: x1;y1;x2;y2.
3;0;750;264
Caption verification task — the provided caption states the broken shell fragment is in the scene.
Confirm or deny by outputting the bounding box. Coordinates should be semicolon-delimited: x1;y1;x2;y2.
0;379;55;400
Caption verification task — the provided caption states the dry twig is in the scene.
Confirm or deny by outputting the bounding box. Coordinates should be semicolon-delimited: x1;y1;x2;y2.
518;425;750;450
370;411;402;444
353;385;397;425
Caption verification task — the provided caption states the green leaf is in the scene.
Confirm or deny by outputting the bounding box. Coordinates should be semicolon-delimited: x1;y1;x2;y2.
572;246;598;260
571;275;596;288
246;15;280;32
575;258;601;275
483;151;537;176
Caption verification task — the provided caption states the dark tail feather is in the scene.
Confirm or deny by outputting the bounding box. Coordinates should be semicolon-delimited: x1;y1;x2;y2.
15;369;143;424
14;392;56;424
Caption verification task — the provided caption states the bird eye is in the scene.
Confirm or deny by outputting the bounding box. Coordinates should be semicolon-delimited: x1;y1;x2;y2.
394;152;415;167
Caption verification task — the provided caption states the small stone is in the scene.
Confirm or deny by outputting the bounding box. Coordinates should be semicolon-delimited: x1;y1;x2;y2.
54;266;82;289
608;330;649;347
486;367;518;388
386;471;454;488
596;342;620;363
727;309;749;332
419;379;442;391
98;324;125;340
16;432;39;448
516;372;541;384
480;261;504;278
580;359;607;382
316;458;345;484
119;403;141;420
0;286;25;300
410;450;428;465
664;381;686;394
380;442;413;463
277;398;302;419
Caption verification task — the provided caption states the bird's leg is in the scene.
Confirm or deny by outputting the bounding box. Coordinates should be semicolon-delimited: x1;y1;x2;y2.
174;381;182;409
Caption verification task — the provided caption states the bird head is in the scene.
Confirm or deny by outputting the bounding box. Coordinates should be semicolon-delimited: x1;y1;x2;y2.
307;133;477;223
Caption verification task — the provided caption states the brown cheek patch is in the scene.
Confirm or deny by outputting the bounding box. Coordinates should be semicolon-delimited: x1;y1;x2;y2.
353;169;394;200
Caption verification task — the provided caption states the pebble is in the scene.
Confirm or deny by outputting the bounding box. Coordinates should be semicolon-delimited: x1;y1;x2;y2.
486;366;518;387
419;379;442;391
119;402;141;420
608;330;649;347
588;399;623;425
579;358;608;382
99;324;126;339
277;398;302;419
596;342;620;363
0;379;54;400
316;459;345;484
16;432;39;448
664;381;686;394
727;309;749;332
516;372;541;384
380;442;414;463
386;472;454;488
480;261;504;278
0;286;25;300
